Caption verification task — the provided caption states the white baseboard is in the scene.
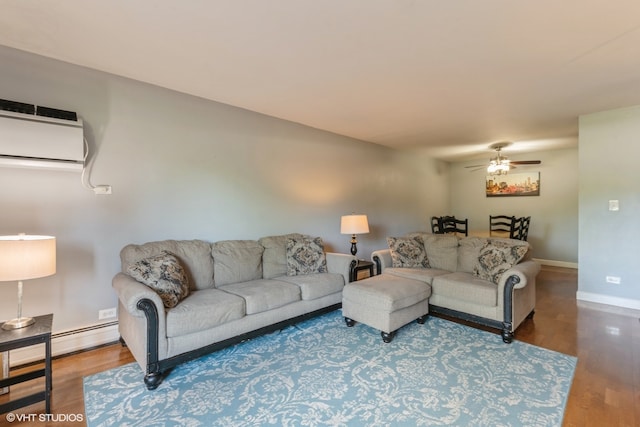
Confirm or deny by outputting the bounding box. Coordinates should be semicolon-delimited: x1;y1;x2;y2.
7;321;120;368
533;258;578;269
576;291;640;312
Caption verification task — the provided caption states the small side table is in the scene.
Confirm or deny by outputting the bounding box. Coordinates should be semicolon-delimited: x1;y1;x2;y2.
351;260;375;282
0;314;53;414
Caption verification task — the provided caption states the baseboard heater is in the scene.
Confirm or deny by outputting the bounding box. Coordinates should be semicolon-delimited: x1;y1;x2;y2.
0;98;85;171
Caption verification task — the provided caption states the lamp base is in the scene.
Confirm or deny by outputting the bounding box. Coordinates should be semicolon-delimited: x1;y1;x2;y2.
2;317;35;330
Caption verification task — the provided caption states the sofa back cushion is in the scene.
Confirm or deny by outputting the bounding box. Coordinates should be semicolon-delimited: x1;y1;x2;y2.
457;237;489;274
120;239;214;291
408;233;459;272
259;233;305;279
212;240;264;286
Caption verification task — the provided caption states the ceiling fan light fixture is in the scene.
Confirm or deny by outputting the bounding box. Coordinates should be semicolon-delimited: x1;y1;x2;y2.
487;159;510;175
466;142;540;174
486;144;511;175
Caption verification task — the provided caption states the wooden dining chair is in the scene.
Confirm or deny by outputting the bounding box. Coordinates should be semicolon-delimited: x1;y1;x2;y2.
440;216;468;236
515;216;531;241
489;215;517;238
431;216;442;234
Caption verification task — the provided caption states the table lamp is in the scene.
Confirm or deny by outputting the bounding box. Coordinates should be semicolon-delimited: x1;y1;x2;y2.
0;234;56;330
340;214;369;256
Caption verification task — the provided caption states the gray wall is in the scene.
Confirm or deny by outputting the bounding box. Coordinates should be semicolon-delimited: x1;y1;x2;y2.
0;46;449;332
578;105;640;309
450;148;579;263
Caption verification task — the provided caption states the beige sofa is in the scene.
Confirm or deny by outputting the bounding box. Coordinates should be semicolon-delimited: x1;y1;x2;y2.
113;233;356;389
371;233;540;342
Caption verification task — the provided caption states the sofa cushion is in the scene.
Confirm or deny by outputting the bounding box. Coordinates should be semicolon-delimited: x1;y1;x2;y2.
259;233;305;279
286;236;328;276
120;239;214;290
387;236;430;268
384;267;450;285
457;237;489;274
276;273;344;300
421;234;459;272
219;279;301;315
432;272;498;307
212;240;264;286
166;288;246;337
474;240;529;284
126;251;190;309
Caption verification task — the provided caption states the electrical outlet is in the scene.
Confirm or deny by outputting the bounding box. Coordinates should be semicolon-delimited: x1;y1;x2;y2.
93;185;112;195
605;276;621;285
98;307;117;320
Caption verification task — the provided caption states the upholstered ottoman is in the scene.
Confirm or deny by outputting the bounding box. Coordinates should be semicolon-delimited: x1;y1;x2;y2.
342;274;431;342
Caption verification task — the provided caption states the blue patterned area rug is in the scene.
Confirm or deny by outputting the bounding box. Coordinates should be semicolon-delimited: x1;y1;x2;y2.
84;310;576;426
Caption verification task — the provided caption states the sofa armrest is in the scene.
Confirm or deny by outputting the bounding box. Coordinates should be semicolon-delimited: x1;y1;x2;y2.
497;260;541;291
113;272;166;319
326;252;358;284
497;260;541;342
371;249;392;275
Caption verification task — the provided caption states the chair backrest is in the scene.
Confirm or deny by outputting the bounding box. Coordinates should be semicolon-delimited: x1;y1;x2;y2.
489;215;517;238
430;216;442;234
515;216;531;241
440;216;468;236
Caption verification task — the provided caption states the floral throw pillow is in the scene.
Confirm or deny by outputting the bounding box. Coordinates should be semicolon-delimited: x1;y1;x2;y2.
286;236;328;276
387;236;431;268
126;251;190;309
474;240;529;284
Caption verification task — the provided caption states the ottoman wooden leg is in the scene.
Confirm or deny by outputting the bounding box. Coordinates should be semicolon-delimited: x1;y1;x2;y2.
417;314;428;324
344;317;355;327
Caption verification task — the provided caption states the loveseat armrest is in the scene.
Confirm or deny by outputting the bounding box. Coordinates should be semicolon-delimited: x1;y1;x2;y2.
326;252;358;284
497;260;541;343
371;249;392;275
113;272;166;319
497;260;541;291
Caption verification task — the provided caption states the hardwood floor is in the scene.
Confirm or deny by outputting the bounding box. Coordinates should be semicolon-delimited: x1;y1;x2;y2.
1;265;638;426
519;266;640;427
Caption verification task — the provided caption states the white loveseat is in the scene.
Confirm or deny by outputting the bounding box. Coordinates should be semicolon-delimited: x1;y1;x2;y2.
372;233;540;342
113;233;356;389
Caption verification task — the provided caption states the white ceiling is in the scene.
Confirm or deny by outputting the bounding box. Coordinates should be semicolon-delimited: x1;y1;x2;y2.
2;1;640;161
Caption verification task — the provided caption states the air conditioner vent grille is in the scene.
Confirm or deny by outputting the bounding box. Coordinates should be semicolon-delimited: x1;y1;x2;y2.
36;106;78;122
0;98;35;115
0;98;78;122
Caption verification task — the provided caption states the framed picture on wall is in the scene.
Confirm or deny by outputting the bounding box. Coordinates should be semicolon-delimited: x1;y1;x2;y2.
486;172;540;197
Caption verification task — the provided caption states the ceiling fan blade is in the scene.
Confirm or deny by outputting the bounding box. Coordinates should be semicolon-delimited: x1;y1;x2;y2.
464;164;485;169
510;160;541;165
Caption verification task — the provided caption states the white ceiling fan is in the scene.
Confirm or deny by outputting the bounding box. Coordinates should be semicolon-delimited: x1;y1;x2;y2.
466;142;541;175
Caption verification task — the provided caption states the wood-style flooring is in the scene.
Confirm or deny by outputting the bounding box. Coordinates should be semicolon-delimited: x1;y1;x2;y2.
1;266;638;426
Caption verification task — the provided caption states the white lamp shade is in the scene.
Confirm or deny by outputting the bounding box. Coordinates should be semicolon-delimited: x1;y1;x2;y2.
340;215;370;235
0;235;56;281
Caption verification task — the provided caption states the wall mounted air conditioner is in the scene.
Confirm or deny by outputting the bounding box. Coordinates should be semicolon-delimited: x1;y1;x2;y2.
0;99;84;171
